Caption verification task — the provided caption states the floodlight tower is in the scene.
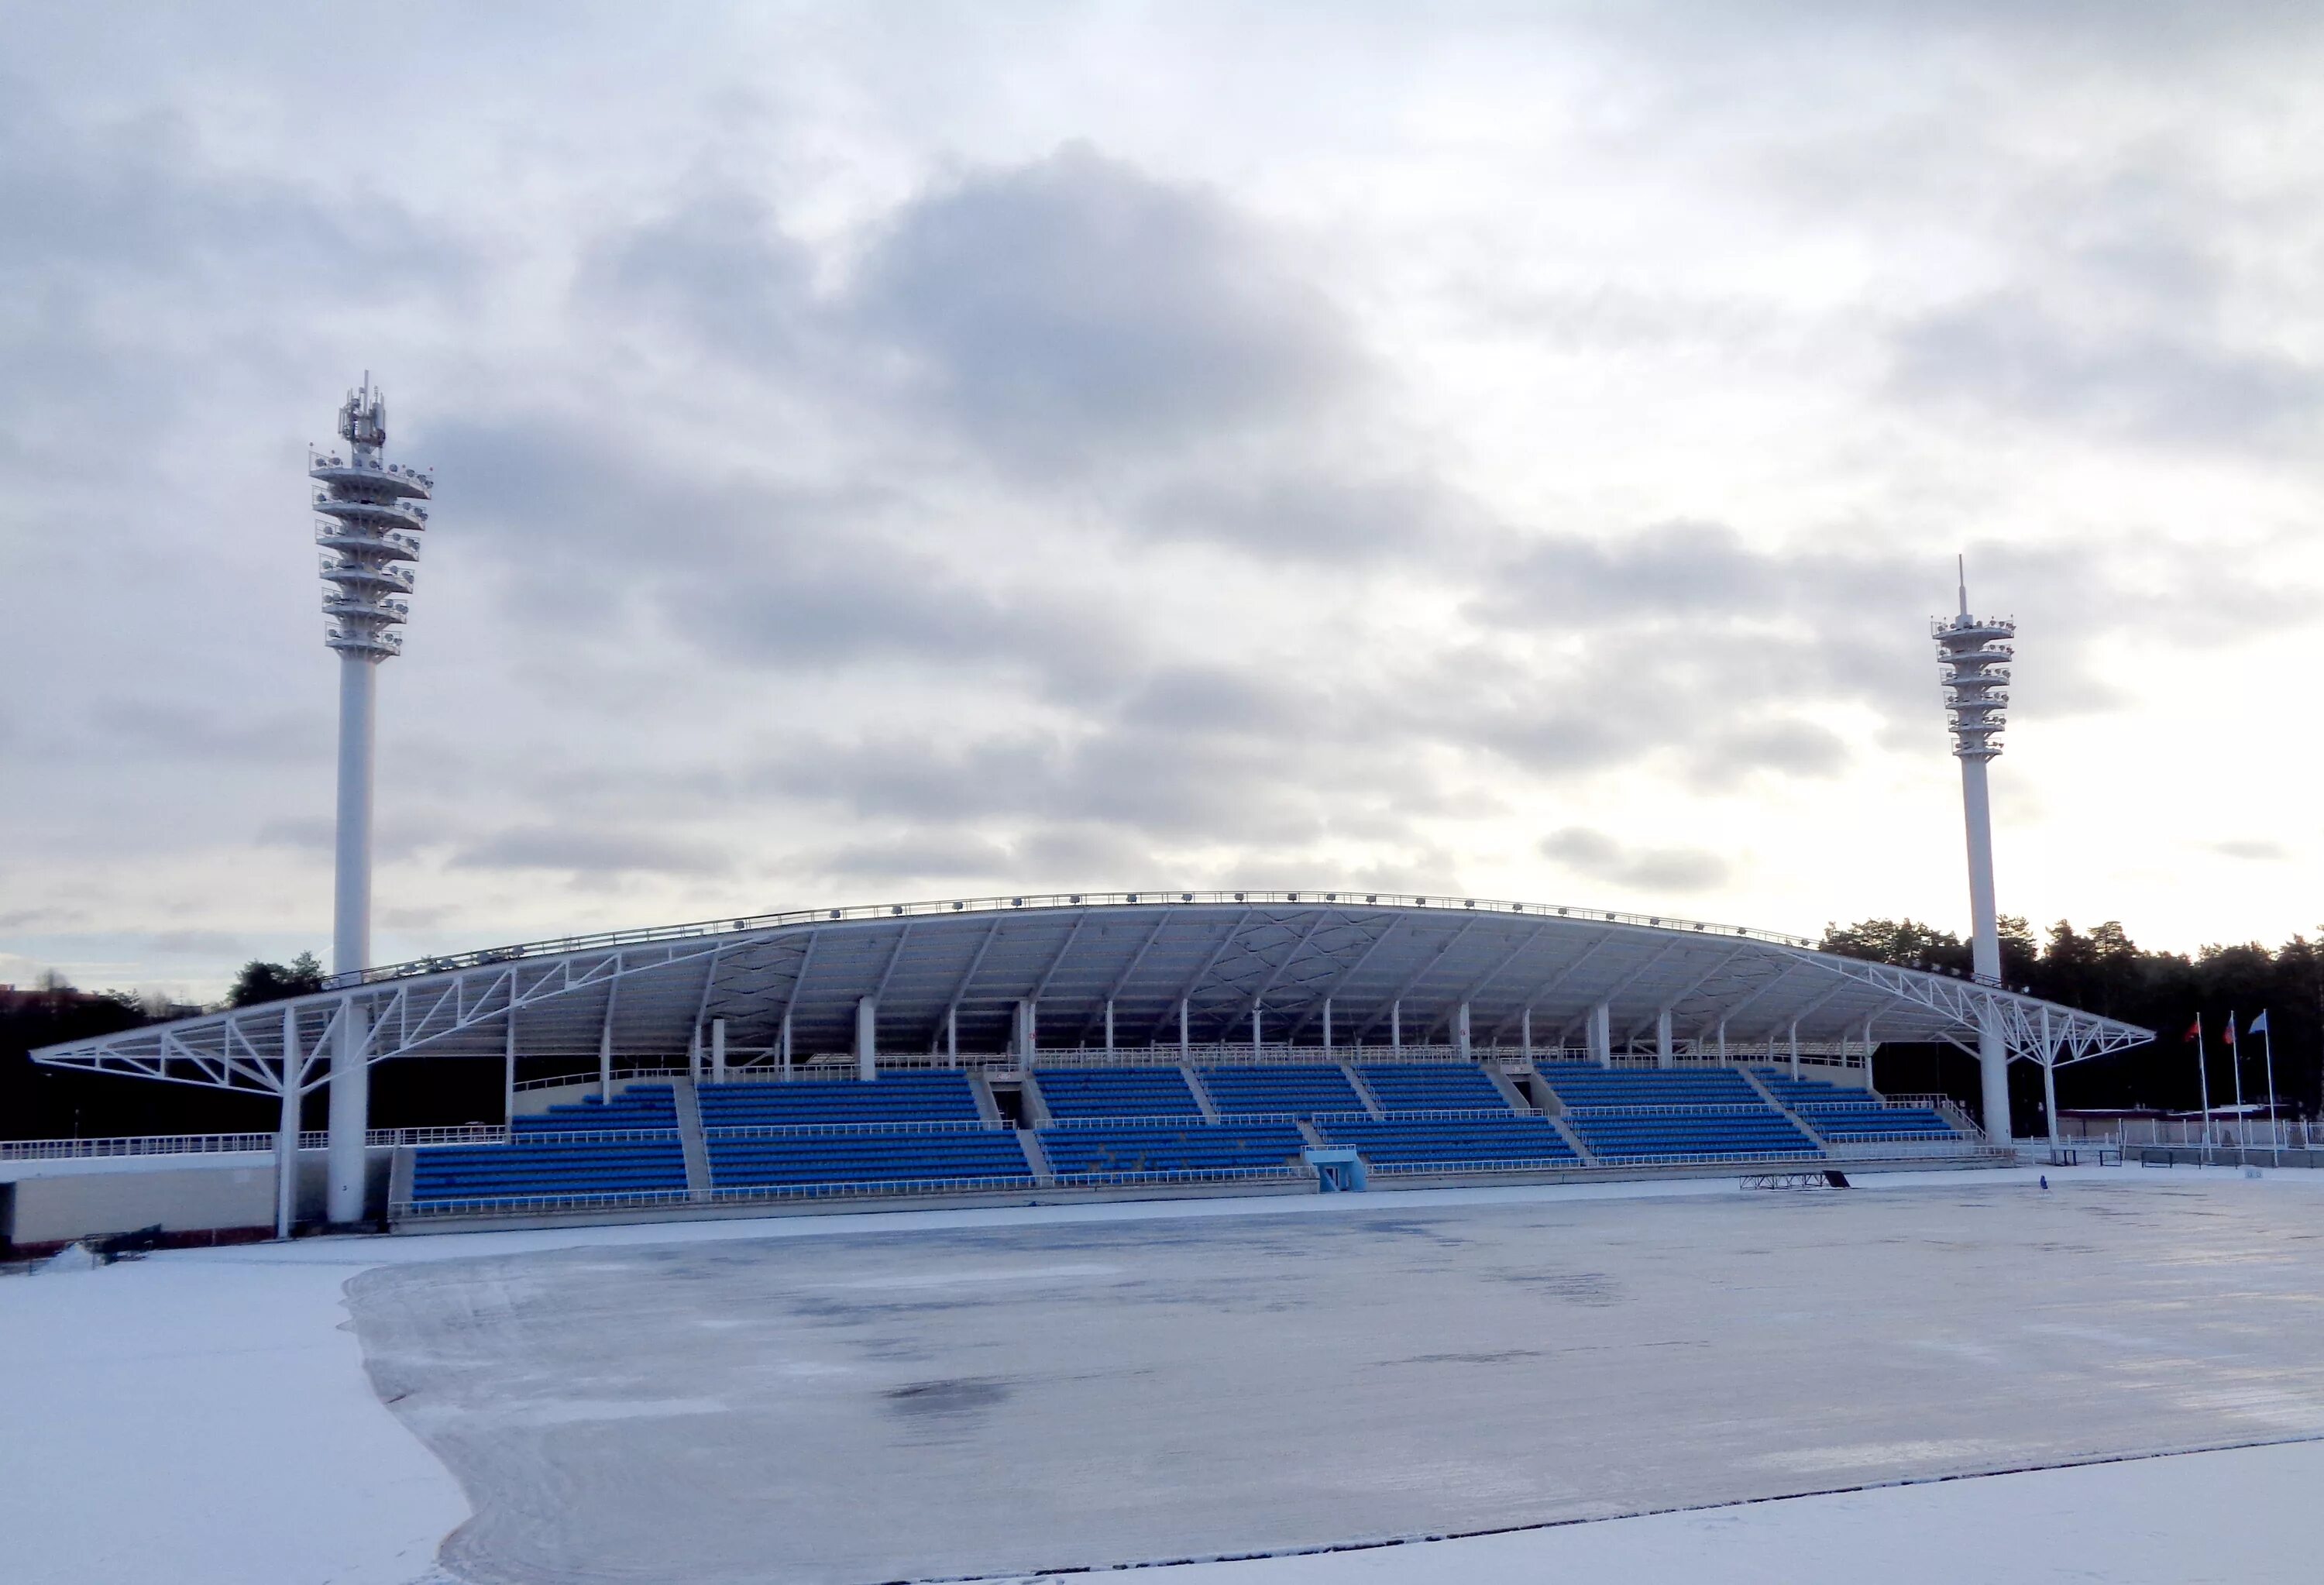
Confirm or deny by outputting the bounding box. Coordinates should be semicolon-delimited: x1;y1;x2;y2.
311;377;432;1223
1933;561;2015;1143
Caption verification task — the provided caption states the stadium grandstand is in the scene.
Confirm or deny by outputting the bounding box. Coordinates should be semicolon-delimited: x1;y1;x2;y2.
22;889;2151;1236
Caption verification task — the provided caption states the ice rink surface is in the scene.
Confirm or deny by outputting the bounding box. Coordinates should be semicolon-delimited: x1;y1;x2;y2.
340;1173;2324;1585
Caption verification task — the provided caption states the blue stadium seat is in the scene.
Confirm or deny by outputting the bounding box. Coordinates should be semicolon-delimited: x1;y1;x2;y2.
1536;1066;1765;1109
1356;1064;1514;1114
697;1073;982;1127
1038;1120;1308;1177
510;1083;679;1136
1561;1108;1818;1161
707;1129;1033;1195
1037;1067;1202;1120
409;1135;686;1205
1796;1105;1961;1140
1318;1116;1573;1171
1199;1066;1362;1117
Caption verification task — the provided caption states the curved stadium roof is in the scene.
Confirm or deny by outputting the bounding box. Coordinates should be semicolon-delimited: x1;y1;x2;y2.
33;891;2154;1095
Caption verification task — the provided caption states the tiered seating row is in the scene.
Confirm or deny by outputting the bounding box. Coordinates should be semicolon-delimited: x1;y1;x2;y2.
1318;1116;1573;1171
414;1063;1976;1212
1038;1067;1202;1120
511;1084;679;1135
1797;1105;1960;1140
1538;1066;1764;1108
697;1073;982;1127
1564;1109;1817;1161
1199;1065;1363;1117
708;1129;1033;1193
410;1136;686;1204
1752;1070;1874;1107
1356;1064;1512;1114
1039;1120;1308;1178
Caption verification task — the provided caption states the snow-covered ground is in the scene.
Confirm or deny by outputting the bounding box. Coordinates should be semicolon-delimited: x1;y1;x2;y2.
3;1166;2320;1585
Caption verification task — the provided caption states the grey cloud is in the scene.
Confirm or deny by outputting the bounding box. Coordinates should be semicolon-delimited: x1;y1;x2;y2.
1541;827;1731;893
813;834;1015;884
1129;469;1462;563
847;143;1360;470
584;190;815;364
1889;293;2324;447
452;827;728;877
1693;720;1851;783
2209;838;2288;862
425;414;1146;698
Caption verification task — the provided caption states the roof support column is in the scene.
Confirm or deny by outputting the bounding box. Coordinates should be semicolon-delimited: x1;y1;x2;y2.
711;1017;727;1085
504;1003;518;1125
688;1024;702;1084
1590;1002;1611;1068
1788;1020;1801;1081
597;994;614;1102
276;1004;300;1240
1655;1008;1674;1070
1251;1002;1263;1057
1178;998;1189;1059
1456;1001;1472;1061
857;998;878;1081
1391;1000;1402;1052
2040;1004;2059;1156
1521;1007;1532;1063
947;1007;957;1062
1015;999;1037;1068
1322;998;1333;1053
1104;999;1115;1053
779;1010;793;1081
326;992;369;1226
1716;1019;1728;1064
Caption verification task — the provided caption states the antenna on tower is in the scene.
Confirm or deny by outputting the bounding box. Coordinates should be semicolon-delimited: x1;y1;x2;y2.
1956;553;1968;618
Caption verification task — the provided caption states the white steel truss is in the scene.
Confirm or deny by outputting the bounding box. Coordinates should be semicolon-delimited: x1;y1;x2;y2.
30;892;2152;1096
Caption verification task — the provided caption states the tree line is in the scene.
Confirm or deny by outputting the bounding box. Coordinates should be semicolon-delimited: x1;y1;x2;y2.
1820;916;2322;1122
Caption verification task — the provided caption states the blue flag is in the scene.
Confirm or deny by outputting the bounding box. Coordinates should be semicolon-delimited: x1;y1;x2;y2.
2250;1010;2270;1034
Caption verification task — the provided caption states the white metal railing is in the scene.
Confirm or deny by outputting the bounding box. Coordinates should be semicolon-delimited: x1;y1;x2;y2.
1555;1103;1779;1116
0;1132;284;1161
442;1128;678;1146
702;1119;997;1139
394;1187;693;1219
1043;1165;1308;1188
511;1066;688;1093
1043;1114;1226;1128
1363;1156;1581;1175
336;889;1819;988
1573;1148;1827;1167
1823;1140;1992;1160
2097;1118;2323;1150
1308;1109;1542;1125
1886;1094;1985;1136
0;1125;517;1161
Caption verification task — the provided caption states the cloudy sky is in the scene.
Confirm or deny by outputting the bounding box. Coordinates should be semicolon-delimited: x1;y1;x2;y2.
4;2;2319;1000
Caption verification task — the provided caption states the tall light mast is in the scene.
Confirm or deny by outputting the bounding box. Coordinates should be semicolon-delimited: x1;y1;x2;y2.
1932;562;2014;1143
312;378;432;1223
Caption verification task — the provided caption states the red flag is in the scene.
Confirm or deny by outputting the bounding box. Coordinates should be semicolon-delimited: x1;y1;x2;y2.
2224;1015;2238;1046
2185;1017;2201;1042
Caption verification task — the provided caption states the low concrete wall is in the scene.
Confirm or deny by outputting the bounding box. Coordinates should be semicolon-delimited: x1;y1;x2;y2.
1;1147;391;1248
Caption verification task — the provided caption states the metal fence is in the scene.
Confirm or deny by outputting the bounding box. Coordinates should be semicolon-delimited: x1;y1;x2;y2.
0;1124;508;1161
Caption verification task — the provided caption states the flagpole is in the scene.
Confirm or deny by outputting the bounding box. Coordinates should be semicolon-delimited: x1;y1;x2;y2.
2195;1012;2211;1164
2261;1014;2279;1165
2228;1015;2245;1164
